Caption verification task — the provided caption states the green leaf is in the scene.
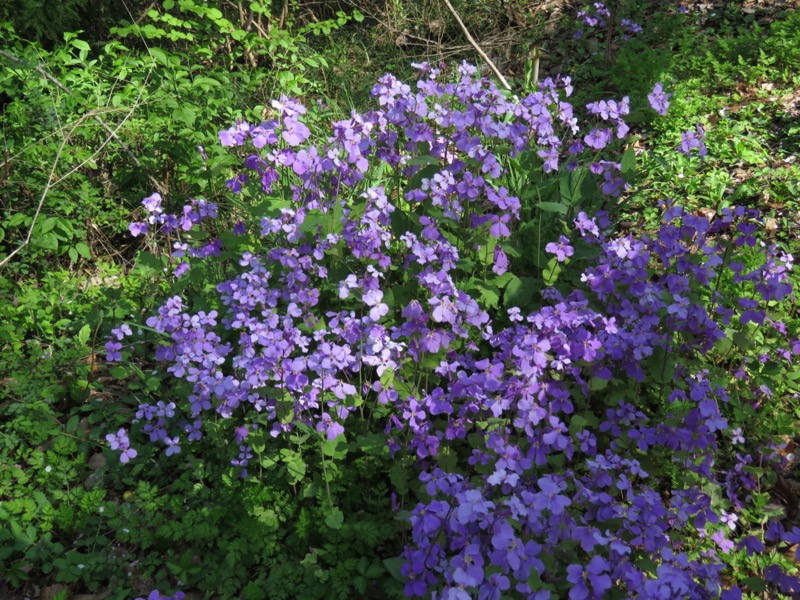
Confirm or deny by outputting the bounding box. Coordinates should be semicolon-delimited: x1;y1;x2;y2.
621;144;637;175
477;238;497;265
383;557;405;582
389;464;409;495
732;330;753;350
163;0;175;8
589;377;609;391
172;106;197;126
322;437;348;459
647;347;676;384
542;256;561;284
33;233;58;250
503;276;537;308
324;507;344;529
536;201;568;214
77;324;91;345
741;577;766;593
356;432;388;457
75;242;91;259
284;455;306;484
479;286;500;308
149;47;169;65
38;217;58;234
109;366;128;379
380;367;395;389
71;39;90;53
407;155;439;166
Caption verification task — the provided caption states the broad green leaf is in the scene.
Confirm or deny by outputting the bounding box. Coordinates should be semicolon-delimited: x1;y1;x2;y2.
149;47;169;65
542;256;561;284
504;276;536;307
324;507;344;529
380;367;395;389
383;557;405;582
589;377;609;391
621;144;637;175
33;232;58;250
109;366;128;379
536;201;568;214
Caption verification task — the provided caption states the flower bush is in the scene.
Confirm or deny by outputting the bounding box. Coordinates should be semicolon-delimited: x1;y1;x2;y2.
111;63;800;598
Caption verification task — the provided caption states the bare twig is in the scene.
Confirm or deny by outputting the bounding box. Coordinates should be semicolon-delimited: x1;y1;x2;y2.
0;47;153;268
0;122;73;268
441;0;513;91
0;49;166;196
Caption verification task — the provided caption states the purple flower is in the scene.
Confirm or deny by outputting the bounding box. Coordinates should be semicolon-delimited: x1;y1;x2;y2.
120;447;138;463
566;556;611;599
281;117;311;147
545;236;574;262
534;476;571;515
105;340;122;361
164;436;181;456
648;82;672;116
129;222;148;237
584;128;612;150
679;124;708;157
430;296;457;324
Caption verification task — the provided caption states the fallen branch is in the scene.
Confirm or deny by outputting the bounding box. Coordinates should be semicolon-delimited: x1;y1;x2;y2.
0;49;166;196
0;50;154;268
441;0;513;92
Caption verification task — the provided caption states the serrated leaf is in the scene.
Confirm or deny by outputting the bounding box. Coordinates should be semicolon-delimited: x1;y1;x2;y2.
380;367;395;389
479;286;500;308
389;464;409;495
285;455;306;484
324;507;344;529
542;257;561;284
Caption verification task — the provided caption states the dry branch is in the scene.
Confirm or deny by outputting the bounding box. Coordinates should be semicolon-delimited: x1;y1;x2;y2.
0;49;166;196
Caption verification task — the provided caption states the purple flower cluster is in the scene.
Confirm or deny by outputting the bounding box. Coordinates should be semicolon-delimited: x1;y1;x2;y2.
575;3;642;40
647;82;672;116
129;193;218;238
399;205;796;598
106;428;137;463
679;123;708;157
135;591;185;600
110;63;800;597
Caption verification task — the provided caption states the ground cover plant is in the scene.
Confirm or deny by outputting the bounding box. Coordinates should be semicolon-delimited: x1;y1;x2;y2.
2;1;800;599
